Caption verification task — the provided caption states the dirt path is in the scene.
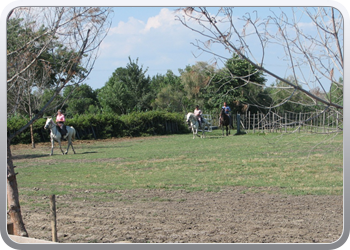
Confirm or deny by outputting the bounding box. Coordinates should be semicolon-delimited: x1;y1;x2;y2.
19;187;343;243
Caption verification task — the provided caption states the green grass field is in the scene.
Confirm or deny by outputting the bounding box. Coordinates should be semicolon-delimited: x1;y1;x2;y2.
13;130;343;202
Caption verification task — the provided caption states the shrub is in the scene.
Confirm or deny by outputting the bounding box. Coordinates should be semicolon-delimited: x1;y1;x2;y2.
7;111;189;144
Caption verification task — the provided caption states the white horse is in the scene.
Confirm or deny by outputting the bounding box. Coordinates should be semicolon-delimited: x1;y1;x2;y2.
186;112;210;139
44;117;76;155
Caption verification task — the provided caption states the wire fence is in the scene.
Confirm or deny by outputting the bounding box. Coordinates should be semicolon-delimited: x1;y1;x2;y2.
208;110;343;134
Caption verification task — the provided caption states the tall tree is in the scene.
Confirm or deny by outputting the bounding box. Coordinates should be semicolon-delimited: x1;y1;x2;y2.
7;7;112;236
151;70;185;112
98;57;152;114
176;7;343;121
179;61;216;111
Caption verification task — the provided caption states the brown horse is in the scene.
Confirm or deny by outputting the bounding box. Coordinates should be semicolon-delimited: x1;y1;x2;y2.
219;108;231;136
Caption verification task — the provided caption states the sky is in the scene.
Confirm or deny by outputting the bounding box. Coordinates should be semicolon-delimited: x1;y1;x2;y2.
87;6;277;90
83;5;345;91
1;2;347;91
86;6;217;89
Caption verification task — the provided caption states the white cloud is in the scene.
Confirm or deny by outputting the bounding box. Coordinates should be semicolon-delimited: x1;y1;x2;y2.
88;7;218;88
142;8;177;33
110;17;145;35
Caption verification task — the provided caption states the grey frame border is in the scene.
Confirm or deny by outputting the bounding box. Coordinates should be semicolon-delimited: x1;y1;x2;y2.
1;0;349;249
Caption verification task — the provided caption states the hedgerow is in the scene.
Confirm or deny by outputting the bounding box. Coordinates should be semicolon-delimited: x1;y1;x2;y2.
7;111;189;144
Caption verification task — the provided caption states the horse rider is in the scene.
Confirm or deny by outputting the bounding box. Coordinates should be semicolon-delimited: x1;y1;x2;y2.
194;105;203;127
56;109;67;137
221;102;232;128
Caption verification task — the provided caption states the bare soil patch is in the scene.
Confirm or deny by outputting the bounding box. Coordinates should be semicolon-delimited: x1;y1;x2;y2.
19;187;343;243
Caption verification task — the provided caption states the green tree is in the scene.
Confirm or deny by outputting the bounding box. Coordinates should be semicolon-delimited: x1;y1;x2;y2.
268;76;315;113
98;57;152;114
63;84;99;117
7;7;112;236
151;70;185;112
179;61;216;112
328;78;343;107
197;55;267;113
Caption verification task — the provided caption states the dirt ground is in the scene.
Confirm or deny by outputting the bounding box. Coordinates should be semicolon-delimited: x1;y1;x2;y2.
18;187;343;244
9;140;343;244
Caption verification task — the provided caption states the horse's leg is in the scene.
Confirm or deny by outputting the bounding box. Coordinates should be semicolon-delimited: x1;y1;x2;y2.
65;137;70;154
50;138;54;156
65;135;76;154
58;139;64;155
70;136;76;154
71;143;76;154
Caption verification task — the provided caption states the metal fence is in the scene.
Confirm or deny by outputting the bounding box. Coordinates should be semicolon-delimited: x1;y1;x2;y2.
208;110;343;134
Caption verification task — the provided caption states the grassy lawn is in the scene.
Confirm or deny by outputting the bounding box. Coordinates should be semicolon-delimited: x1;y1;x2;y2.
13;130;343;201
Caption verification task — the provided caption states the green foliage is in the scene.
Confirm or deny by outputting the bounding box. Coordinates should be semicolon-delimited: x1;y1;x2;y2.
207;55;267;112
7;111;189;144
328;78;343;107
267;76;315;113
97;57;153;114
7;117;49;144
63;84;99;117
151;70;185;112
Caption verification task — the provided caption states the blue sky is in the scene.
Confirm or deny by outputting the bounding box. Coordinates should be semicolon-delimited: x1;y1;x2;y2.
86;7;210;89
85;7;277;90
85;6;345;91
86;6;279;90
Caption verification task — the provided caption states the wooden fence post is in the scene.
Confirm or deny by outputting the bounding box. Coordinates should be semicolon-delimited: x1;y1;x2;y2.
253;113;255;133
248;111;251;133
50;195;58;242
285;113;287;133
236;114;241;135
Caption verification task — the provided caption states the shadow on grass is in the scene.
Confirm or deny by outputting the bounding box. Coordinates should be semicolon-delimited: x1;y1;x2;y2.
79;151;98;155
12;154;49;160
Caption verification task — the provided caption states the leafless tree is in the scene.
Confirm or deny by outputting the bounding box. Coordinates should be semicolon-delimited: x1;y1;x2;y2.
176;7;343;116
7;7;112;236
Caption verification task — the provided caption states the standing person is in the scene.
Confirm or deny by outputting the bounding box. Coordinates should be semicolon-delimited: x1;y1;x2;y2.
56;109;67;137
221;102;232;128
194;105;203;127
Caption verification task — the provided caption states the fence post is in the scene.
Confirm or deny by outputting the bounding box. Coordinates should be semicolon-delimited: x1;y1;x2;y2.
50;194;58;242
336;112;339;130
248;111;251;133
285;113;287;133
253;113;256;133
236;114;241;135
323;111;326;133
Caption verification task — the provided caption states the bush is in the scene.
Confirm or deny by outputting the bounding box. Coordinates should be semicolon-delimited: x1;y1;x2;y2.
7;111;189;144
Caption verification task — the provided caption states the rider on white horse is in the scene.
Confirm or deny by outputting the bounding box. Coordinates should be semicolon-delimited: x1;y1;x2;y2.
194;105;203;127
56;109;67;138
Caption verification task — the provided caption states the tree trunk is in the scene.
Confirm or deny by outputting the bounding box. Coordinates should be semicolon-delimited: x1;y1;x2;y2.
28;91;35;149
30;124;35;149
7;138;28;237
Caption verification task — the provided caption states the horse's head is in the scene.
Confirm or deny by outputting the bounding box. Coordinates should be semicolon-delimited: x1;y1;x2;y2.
186;113;195;124
220;108;226;116
44;118;53;130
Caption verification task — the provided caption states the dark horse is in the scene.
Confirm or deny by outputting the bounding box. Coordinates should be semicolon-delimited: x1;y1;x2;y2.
219;108;231;136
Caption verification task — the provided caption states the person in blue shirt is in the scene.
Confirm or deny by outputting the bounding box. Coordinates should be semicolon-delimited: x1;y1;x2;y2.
221;102;232;128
